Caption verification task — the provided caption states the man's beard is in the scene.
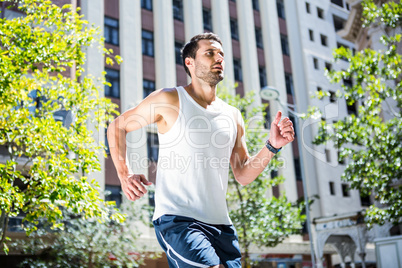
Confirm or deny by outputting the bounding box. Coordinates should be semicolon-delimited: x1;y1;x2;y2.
194;61;224;86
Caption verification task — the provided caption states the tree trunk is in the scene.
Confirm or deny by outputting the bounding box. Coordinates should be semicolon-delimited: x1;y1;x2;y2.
0;210;9;250
243;246;249;268
88;249;93;268
234;183;250;268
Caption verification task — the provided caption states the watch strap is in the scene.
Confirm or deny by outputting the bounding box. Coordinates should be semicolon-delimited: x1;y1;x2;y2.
265;140;282;154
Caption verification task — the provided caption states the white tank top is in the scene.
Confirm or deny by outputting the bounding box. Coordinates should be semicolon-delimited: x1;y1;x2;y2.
152;86;238;225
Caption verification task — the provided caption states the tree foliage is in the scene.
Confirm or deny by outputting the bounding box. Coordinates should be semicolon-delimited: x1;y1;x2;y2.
11;201;158;268
218;86;306;267
0;0;122;253
310;0;401;227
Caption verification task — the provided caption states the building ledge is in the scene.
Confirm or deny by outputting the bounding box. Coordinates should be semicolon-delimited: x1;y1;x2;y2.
337;0;363;43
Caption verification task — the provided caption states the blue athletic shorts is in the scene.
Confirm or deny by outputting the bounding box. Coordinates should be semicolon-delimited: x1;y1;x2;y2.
153;215;242;268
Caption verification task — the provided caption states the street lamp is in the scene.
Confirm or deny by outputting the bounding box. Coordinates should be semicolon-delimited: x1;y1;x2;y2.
260;86;317;268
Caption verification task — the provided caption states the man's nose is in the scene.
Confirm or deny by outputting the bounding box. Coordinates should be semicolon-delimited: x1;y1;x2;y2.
216;55;224;63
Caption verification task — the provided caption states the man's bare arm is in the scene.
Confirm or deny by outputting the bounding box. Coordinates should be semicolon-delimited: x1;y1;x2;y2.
107;89;175;201
230;111;295;186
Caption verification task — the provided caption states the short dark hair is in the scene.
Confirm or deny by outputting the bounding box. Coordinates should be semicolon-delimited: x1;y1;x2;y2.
181;33;223;77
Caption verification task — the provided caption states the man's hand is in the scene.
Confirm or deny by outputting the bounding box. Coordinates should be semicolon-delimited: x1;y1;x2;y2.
269;111;295;149
120;174;152;201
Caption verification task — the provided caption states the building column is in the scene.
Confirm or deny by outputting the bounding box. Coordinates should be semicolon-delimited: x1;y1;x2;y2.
284;0;323;265
153;0;176;89
183;0;203;41
81;0;105;190
236;0;260;103
259;0;298;202
120;0;147;176
211;0;235;91
183;0;203;84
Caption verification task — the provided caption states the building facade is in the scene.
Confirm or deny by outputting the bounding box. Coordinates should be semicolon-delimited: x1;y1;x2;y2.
2;0;397;267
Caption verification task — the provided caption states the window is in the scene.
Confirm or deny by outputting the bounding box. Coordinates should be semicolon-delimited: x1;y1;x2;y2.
294;158;302;181
7;216;24;232
105;68;120;98
203;9;212;32
317;7;324;19
26;89;44;116
105;185;122;207
338;150;345;165
141;0;152;10
342;184;350;197
142;30;154;57
346;3;350;10
325;62;332;71
175;41;184;65
271;169;278;178
264;106;271;129
143;79;155;98
309;29;314;41
281;34;290;55
252;0;259;11
105;128;110;154
329;91;336;103
325;149;331;162
331;0;343;8
337;43;349;61
104;17;119;46
291;115;298;137
317;86;322;92
285;73;294;95
277;0;285;19
360;193;371;207
233;59;242;82
320;34;328;46
230;18;239;40
343;77;353;88
306;2;311;13
313;57;319;69
255;27;263;48
148;189;155;209
333;15;346;31
173;0;184;21
347;102;357;115
147;132;159;162
329;182;335;195
259;67;267;88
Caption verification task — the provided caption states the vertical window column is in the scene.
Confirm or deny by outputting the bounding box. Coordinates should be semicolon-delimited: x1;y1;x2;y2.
120;0;143;106
260;0;298;202
211;0;235;85
183;0;203;42
236;0;261;96
153;0;176;88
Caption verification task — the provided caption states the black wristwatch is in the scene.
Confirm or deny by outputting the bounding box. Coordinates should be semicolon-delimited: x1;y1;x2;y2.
265;140;282;154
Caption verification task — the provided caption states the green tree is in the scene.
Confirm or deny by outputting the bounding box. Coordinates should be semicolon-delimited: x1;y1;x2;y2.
310;0;401;227
218;86;306;267
12;201;159;268
0;0;122;252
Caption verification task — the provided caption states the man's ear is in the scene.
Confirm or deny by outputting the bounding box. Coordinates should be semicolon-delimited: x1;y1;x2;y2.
185;57;194;69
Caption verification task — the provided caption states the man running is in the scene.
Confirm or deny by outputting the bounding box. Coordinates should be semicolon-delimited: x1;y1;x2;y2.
107;33;295;267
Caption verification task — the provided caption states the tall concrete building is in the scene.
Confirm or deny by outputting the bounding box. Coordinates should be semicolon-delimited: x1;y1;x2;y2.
2;0;397;267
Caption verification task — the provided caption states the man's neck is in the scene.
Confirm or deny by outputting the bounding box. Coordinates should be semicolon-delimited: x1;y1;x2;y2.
184;80;218;108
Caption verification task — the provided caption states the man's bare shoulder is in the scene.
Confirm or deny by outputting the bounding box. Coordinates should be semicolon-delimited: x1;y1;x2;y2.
147;87;179;105
221;102;242;124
